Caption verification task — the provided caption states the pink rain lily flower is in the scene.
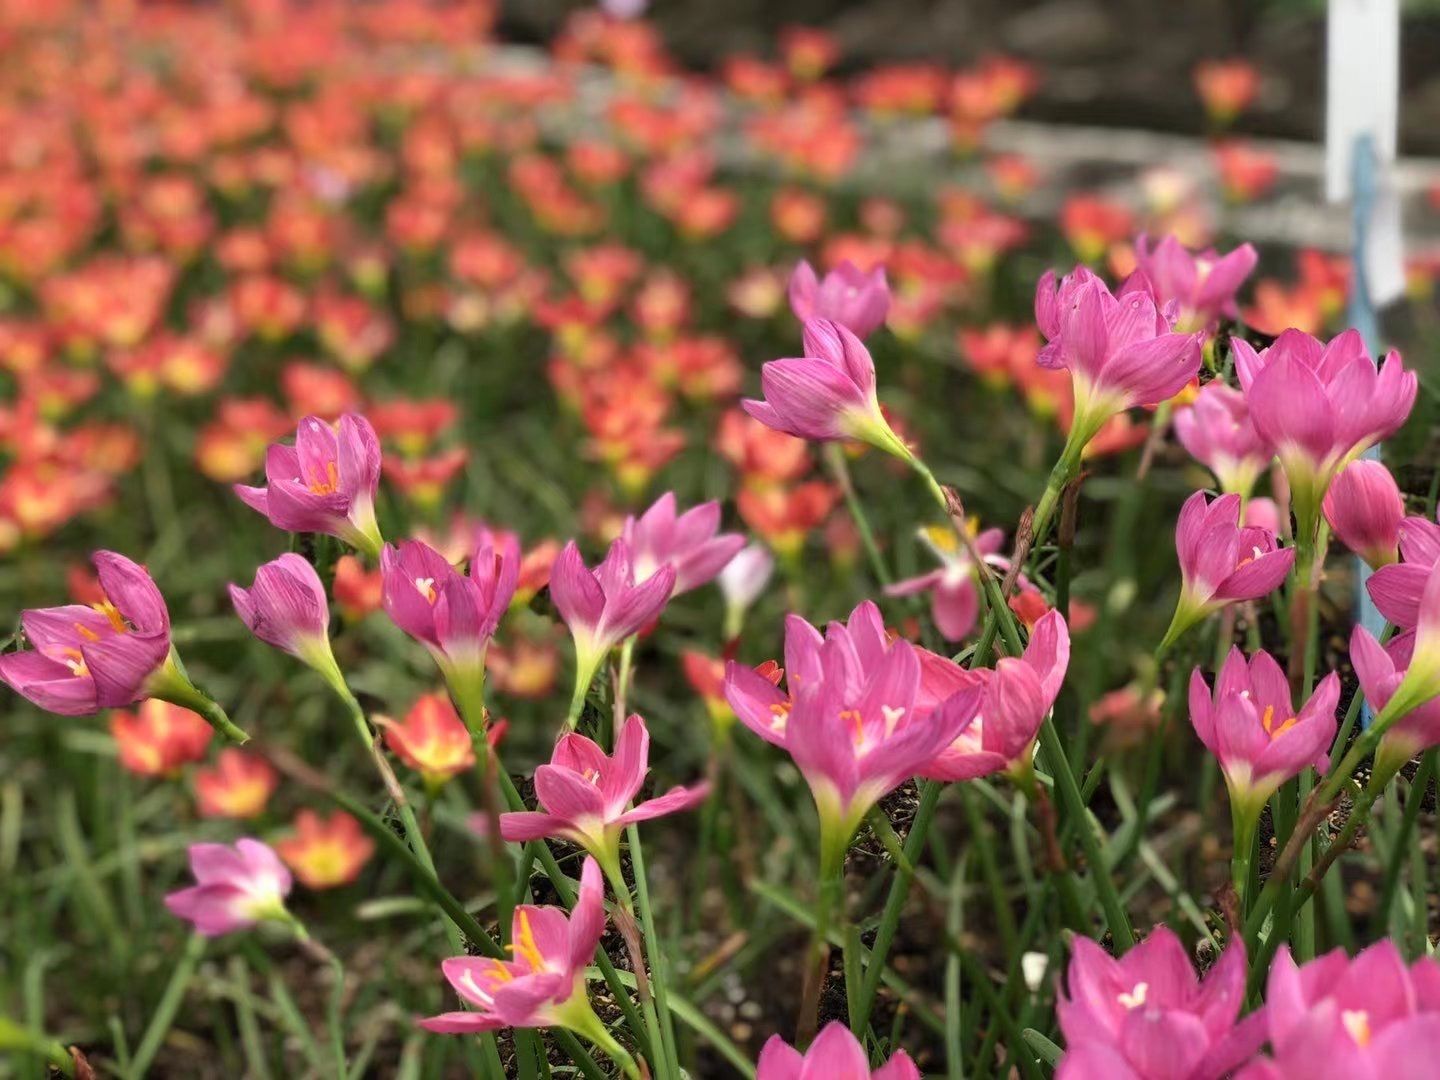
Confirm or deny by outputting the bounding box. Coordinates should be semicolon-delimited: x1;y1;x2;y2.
1057;926;1265;1080
788;259;892;339
719;542;775;636
1234;328;1416;542
1173;383;1271;498
621;491;746;596
1236;942;1440;1080
1351;626;1440;777
164;839;294;937
420;856;624;1058
498;713;709;879
921;609;1070;782
550;538;675;724
0;550;172;716
1366;514;1440;630
885;524;1007;641
757;1021;919;1080
743;317;913;460
723;600;975;846
229;554;333;666
1243;497;1282;536
1034;267;1203;449
1358;560;1440;745
1188;647;1338;816
1132;235;1258;335
235;414;384;559
381;535;519;708
1322;459;1403;570
1164;491;1294;648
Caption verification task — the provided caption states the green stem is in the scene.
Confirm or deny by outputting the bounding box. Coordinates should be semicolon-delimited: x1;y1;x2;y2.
1231;799;1259;918
146;650;250;744
0;1019;74;1077
1039;715;1135;951
826;443;892;588
128;931;207;1078
1030;434;1087;551
1375;750;1437;934
852;779;943;1035
798;826;846;1046
570;1004;643;1080
623;828;682;1078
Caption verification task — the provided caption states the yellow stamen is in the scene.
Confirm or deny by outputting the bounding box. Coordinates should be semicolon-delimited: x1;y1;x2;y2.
1260;704;1299;738
61;647;89;678
508;909;547;973
74;622;101;642
307;460;340;495
92;599;128;634
840;707;865;744
414;577;437;604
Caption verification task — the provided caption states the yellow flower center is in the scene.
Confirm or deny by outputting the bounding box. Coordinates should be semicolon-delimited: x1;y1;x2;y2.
508;909;548;973
307;460;340;495
1261;704;1298;739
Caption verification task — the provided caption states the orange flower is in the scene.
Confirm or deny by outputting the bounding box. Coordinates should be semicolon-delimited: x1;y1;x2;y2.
110;700;213;777
1193;58;1259;127
194;749;279;820
276;809;375;890
333;555;383;621
378;692;478;791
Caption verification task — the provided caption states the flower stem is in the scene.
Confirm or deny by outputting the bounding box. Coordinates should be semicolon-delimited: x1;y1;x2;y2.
797;828;845;1047
146;651;250;744
850;780;942;1037
826;443;892;587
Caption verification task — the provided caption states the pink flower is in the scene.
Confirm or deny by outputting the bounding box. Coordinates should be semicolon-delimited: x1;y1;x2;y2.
1366;516;1440;629
1356;560;1440;749
235;414;384;558
743;318;912;458
1173;383;1270;497
550;538;675;715
1234;329;1416;540
420;855;609;1036
621;491;746;595
164;839;294;937
1237;942;1440;1080
1244;497;1282;535
1057;926;1264;1080
229;553;332;663
1188;648;1338;809
718;542;775;629
1034;267;1203;446
0;550;171;716
788;259;892;339
1322;459;1403;569
921;609;1070;781
885;524;1007;641
757;1021;919;1080
1351;626;1440;772
723;600;975;842
380;536;518;686
498;714;709;871
1132;235;1258;334
1166;492;1294;646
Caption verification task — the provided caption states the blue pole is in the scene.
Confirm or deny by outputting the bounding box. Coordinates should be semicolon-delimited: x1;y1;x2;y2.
1347;134;1387;726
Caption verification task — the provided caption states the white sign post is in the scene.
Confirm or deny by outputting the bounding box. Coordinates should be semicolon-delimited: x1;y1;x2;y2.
1325;0;1404;703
